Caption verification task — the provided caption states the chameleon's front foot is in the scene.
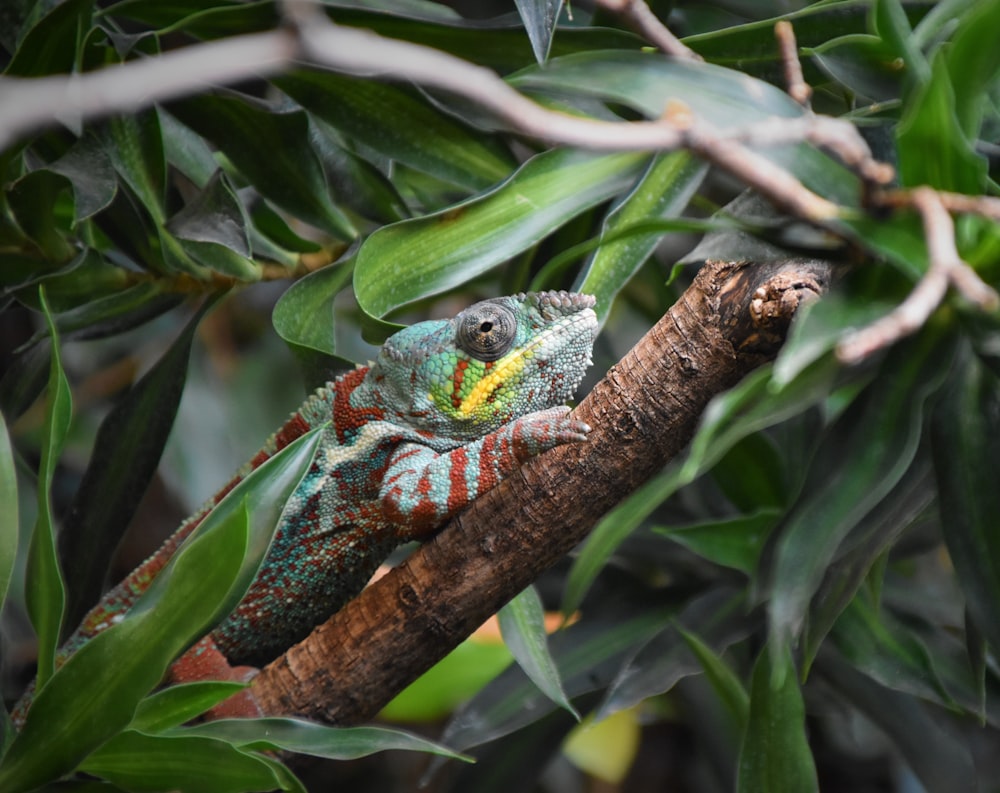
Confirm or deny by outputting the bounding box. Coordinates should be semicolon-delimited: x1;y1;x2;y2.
511;405;591;459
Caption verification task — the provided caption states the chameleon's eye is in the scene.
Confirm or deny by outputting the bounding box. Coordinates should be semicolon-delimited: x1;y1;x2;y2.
456;301;516;362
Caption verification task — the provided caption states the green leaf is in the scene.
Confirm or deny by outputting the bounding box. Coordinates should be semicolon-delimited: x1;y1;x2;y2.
768;331;951;651
0;504;249;793
0;414;17;613
182;717;468;762
167;94;356;241
676;626;749;730
818;648;978;793
7;170;76;262
59;298;215;636
25;289;72;688
98;111;167;225
498;586;578;718
654;509;779;576
165;171;260;281
599;589;751;718
272;259;353;358
130;683;249;733
276;72;514;192
573;151;707;324
79;730;286;793
441;601;674;752
514;0;561;64
710;432;787;512
931;345;1000;656
354;148;647;317
510;51;860;205
380;638;512;722
941;0;1000;140
5;0;93;77
896;48;986;193
46;132;119;222
0;430;322;792
737;644;818;793
830;596;954;707
873;0;930;86
803;457;936;667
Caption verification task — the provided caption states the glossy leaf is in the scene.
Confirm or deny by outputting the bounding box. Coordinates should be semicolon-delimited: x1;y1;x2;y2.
599;589;752;719
45;133;119;222
677;626;749;730
276;72;514;192
167;95;356;241
931;346;1000;656
574;152;707;324
130;683;249;733
182;717;468;761
654;509;779;576
768;332;950;651
97;112;167;225
684;0;932;82
803;457;936;667
830;596;953;707
498;585;578;718
165;170;259;280
514;0;561;64
59;298;215;635
511;51;859;205
272;258;353;358
0;506;248;793
0;414;17;613
737;644;818;793
819;649;977;793
0;429;321;792
24;290;71;687
441;601;673;752
79;730;286;793
354;149;647;318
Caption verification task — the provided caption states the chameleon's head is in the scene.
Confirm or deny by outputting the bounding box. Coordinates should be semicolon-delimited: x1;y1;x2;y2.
371;291;598;440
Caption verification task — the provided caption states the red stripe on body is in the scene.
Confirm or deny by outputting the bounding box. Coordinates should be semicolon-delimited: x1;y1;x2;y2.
332;367;382;443
447;446;470;513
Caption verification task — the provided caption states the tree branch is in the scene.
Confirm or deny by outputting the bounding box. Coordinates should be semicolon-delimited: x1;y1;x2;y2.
250;257;832;724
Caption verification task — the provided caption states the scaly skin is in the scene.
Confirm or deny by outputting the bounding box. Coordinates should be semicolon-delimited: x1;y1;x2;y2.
16;291;597;721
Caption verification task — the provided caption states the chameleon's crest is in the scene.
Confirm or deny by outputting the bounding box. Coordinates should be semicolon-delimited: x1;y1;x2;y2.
368;291;597;439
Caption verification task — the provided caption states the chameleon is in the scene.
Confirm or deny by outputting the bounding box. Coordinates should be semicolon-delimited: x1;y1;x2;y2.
15;290;597;721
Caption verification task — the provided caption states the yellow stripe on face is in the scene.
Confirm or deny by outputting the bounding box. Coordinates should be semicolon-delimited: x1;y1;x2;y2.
458;351;529;415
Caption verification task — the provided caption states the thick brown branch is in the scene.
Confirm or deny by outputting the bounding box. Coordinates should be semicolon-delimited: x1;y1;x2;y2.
250;258;832;724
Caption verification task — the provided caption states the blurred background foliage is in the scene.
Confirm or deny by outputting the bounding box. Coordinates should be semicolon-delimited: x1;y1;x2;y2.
1;0;1000;791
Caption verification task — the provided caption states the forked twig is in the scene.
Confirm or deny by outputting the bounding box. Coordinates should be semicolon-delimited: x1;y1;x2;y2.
838;187;999;363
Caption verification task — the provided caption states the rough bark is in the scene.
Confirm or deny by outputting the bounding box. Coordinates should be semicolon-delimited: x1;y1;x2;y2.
250;258;832;724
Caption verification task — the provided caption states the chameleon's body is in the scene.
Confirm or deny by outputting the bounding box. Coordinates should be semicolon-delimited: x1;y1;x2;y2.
19;291;596;719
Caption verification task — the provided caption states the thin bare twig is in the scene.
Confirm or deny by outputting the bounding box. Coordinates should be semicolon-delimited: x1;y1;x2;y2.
838;187;999;363
775;20;811;108
594;0;702;61
879;188;1000;223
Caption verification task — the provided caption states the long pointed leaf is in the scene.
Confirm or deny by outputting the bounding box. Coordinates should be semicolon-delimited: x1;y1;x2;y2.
354;149;647;318
59;298;216;636
0;430;322;792
0;414;17;615
25;289;72;687
737;644;818;793
498;585;578;718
